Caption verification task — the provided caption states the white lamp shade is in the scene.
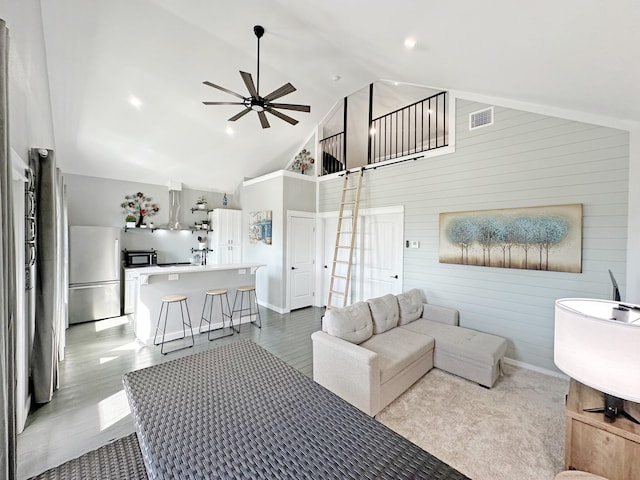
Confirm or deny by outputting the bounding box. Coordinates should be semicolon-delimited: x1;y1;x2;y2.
554;298;640;403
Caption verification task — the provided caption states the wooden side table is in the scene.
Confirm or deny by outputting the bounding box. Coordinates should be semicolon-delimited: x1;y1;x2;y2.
565;379;640;480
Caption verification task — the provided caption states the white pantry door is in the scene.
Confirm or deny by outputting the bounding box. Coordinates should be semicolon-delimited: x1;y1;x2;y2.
319;208;403;306
288;213;315;310
359;211;404;300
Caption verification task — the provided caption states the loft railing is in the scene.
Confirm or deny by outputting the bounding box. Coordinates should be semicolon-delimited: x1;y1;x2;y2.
319;131;346;175
368;91;448;164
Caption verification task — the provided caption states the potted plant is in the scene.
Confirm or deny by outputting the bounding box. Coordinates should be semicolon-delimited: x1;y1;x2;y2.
125;215;137;228
196;195;207;209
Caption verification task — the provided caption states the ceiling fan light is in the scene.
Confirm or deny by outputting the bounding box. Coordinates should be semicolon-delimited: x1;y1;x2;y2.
251;103;265;112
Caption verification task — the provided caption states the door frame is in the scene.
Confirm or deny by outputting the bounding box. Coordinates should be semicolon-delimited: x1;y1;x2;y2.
286;210;316;312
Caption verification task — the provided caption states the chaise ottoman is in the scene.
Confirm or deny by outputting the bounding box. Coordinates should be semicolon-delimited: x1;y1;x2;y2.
401;318;507;388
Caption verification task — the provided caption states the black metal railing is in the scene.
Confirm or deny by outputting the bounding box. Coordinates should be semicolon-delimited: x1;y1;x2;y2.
319;131;346;175
369;91;448;164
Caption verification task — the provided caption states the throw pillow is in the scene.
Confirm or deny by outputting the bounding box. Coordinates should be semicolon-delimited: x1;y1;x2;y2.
397;288;426;325
367;294;400;334
324;301;373;344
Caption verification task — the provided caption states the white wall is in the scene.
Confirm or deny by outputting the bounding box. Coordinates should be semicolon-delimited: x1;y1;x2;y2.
1;0;55;154
319;98;630;372
241;170;315;312
625;127;640;303
241;173;285;311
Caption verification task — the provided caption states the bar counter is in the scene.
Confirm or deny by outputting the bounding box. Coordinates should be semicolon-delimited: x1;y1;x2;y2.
127;263;264;344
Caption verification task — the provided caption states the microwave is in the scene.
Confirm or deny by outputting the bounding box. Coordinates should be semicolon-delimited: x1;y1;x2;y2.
123;249;157;267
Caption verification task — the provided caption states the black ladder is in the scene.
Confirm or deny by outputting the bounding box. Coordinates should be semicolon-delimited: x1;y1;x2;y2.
327;168;364;309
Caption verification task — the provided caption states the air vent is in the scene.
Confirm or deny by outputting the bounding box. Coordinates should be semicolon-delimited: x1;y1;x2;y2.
469;107;494;130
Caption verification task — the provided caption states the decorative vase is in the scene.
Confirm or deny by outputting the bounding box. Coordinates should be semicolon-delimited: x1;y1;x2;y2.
223;193;228;207
198;203;206;210
126;221;136;228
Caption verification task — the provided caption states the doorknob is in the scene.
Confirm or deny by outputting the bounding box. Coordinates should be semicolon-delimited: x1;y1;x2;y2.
324;265;328;269
291;266;298;270
390;274;398;279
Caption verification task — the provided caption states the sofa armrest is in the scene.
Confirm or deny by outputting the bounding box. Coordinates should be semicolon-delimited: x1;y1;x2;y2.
422;303;459;326
311;331;380;415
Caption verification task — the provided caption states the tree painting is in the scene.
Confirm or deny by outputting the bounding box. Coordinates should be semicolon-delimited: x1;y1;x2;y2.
440;204;581;273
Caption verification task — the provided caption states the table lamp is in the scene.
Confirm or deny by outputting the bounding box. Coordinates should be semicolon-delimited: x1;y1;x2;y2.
554;298;640;424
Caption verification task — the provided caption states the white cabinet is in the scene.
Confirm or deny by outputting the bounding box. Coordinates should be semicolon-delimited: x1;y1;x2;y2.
123;270;138;314
208;209;242;264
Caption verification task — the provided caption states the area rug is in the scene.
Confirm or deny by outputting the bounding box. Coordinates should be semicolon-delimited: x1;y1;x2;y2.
28;433;147;480
376;363;569;480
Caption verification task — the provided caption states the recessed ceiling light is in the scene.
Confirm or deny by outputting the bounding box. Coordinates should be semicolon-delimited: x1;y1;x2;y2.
404;37;416;49
225;126;234;136
129;96;143;109
331;74;341;82
369;127;377;136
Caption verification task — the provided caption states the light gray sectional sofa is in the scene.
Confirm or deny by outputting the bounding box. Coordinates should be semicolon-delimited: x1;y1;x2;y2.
312;289;507;416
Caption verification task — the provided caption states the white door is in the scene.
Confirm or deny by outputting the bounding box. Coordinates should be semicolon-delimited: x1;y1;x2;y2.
289;214;315;310
360;212;404;300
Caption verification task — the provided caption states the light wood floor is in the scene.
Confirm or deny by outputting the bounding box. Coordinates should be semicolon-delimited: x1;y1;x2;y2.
17;306;324;479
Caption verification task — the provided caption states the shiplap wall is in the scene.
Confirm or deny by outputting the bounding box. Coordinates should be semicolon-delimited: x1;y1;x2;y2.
318;98;630;371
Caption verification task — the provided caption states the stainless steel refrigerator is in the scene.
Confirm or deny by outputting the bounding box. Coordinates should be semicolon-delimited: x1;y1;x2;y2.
69;226;121;324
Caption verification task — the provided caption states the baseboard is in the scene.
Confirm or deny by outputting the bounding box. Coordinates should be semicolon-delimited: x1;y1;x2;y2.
503;357;568;380
258;300;287;314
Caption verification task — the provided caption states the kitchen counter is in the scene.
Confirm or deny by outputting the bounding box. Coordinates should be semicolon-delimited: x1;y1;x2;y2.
128;263;264;282
127;263;265;345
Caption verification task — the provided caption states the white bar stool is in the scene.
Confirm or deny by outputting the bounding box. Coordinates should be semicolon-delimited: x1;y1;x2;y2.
231;285;262;332
153;294;194;355
199;289;234;340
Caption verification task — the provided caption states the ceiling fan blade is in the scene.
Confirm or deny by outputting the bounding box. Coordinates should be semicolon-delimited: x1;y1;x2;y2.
228;108;251;121
240;71;259;99
269;103;311;113
266;108;299;126
202;81;246;100
263;83;296;101
202;101;246;106
257;111;270;129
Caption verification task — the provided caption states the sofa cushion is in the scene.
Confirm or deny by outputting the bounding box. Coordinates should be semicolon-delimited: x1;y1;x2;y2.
360;328;435;384
367;294;400;334
323;301;373;344
400;318;507;366
396;288;426;325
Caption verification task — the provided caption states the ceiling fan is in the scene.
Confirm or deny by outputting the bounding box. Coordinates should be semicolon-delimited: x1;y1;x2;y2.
202;25;311;129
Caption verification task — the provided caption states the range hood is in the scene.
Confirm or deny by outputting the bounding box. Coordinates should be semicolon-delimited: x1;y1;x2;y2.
157;183;188;230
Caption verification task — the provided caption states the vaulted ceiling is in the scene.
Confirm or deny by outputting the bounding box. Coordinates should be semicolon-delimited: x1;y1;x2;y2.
40;0;640;192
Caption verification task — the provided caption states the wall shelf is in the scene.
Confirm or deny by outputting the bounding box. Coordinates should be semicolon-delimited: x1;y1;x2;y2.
191;206;213;213
122;226;212;234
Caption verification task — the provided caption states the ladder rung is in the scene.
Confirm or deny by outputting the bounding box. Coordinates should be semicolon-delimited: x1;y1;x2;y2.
336;245;350;249
341;201;356;205
344;186;358;190
332;275;347;279
329;290;345;296
333;260;348;264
